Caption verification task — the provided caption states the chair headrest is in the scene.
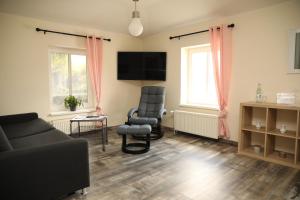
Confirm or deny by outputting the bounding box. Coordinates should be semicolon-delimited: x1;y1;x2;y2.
141;86;165;95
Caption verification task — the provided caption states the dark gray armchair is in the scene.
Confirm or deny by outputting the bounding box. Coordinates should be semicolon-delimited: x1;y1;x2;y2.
127;86;166;140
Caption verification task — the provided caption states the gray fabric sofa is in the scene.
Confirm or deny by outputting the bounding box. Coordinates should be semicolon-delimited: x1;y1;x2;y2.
0;112;90;200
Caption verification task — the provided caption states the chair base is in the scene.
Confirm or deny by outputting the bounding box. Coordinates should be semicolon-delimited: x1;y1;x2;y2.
132;131;164;140
122;134;150;154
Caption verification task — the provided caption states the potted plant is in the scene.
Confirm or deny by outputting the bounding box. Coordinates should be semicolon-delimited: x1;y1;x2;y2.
64;95;82;111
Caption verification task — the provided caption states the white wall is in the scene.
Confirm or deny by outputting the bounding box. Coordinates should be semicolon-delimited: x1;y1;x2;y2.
142;0;300;141
0;13;143;126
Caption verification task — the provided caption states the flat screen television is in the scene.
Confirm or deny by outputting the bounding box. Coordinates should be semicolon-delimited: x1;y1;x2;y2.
117;52;166;81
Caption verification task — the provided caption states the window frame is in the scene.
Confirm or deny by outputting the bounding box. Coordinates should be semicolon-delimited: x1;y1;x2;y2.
48;47;94;113
180;44;219;110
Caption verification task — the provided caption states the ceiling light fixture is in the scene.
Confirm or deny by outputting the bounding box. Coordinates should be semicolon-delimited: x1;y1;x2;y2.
128;0;143;37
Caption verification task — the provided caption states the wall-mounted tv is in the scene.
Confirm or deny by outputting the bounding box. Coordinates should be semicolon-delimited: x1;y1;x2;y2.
117;52;166;81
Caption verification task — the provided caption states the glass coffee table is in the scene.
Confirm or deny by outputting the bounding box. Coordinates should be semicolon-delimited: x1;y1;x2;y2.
70;115;108;151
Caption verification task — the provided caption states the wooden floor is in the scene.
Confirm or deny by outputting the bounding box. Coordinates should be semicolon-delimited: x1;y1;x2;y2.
65;129;300;200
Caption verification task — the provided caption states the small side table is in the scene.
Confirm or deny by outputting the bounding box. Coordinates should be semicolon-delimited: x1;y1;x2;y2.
70;115;108;151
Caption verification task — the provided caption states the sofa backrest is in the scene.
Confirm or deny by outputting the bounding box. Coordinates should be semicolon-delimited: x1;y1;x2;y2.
2;118;54;140
0;113;54;140
0;126;13;152
0;113;38;125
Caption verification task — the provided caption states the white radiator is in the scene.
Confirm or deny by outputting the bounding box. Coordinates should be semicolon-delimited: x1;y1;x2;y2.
174;110;219;139
50;119;97;134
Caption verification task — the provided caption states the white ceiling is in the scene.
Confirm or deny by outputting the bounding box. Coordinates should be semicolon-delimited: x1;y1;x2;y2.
0;0;289;37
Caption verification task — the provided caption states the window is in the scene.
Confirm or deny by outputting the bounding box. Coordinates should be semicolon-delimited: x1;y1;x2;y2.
49;48;93;112
181;44;218;109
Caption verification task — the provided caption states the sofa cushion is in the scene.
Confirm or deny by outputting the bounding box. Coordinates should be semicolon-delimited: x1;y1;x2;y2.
0;126;13;152
2;118;54;140
10;129;71;149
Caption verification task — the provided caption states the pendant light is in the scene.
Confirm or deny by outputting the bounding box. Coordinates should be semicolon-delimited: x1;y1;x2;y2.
128;0;143;37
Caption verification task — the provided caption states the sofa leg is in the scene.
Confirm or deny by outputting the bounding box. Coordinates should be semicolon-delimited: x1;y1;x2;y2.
81;188;87;195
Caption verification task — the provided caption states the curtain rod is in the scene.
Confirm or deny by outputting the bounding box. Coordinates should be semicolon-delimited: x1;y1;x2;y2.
169;23;235;40
35;28;111;42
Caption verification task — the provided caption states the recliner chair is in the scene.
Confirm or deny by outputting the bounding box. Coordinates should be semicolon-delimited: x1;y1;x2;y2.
127;86;166;140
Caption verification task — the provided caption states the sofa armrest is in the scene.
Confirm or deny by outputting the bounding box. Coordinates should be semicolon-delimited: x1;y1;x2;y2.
0;138;90;200
0;112;38;125
127;107;138;118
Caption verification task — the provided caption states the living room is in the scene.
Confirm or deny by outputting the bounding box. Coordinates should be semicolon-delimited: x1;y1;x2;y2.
0;0;300;199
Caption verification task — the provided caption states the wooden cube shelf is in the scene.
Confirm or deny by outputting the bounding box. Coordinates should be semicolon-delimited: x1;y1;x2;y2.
240;130;265;158
296;139;300;165
265;135;295;164
239;102;300;169
241;106;267;132
298;111;300;137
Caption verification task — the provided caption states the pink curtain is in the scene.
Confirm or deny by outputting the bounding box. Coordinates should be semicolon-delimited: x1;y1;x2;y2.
86;36;103;115
209;25;232;138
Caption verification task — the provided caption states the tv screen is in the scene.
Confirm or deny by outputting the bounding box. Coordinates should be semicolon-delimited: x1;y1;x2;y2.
117;52;166;81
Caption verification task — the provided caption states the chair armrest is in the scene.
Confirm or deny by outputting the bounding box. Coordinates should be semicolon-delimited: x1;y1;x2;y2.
158;108;167;119
0;138;90;199
128;108;138;118
0;112;38;125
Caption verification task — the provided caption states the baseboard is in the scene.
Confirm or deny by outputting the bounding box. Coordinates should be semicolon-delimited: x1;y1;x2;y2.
162;126;174;132
218;138;238;146
107;126;117;131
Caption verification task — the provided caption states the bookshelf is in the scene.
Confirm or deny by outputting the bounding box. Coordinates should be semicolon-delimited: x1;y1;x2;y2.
238;102;300;169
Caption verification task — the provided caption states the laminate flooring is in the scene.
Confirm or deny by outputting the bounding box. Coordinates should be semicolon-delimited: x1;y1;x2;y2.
65;129;300;200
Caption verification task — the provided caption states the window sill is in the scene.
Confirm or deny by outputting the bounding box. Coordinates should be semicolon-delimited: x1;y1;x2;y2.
179;104;219;111
49;108;96;116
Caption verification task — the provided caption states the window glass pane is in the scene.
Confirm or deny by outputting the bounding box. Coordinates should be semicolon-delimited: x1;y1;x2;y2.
71;55;88;104
181;45;218;108
189;51;208;104
207;53;218;105
50;52;69;111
